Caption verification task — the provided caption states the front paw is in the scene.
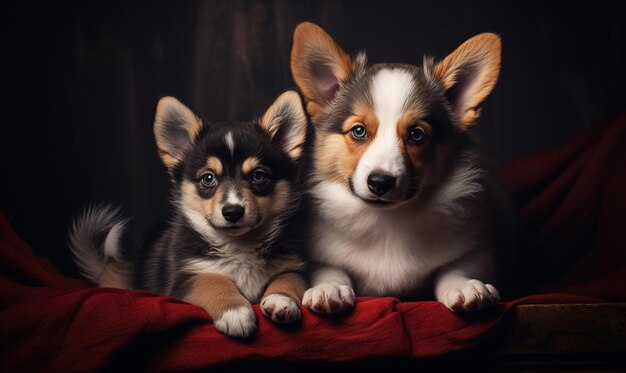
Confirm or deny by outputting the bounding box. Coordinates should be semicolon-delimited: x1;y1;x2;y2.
213;305;257;338
302;284;355;314
440;279;499;312
261;294;301;324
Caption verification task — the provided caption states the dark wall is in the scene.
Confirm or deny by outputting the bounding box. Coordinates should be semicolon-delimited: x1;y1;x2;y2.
2;0;625;276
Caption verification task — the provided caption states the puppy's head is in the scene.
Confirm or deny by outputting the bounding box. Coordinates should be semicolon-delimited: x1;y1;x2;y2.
153;91;307;237
291;22;501;207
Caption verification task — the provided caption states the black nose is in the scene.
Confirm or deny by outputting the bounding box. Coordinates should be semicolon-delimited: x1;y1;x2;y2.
367;173;396;196
222;204;245;223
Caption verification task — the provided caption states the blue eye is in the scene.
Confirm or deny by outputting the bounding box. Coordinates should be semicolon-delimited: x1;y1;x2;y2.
408;126;427;144
201;172;217;187
251;170;267;184
351;124;367;140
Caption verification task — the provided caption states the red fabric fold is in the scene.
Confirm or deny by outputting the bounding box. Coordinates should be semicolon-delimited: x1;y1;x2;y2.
1;113;625;370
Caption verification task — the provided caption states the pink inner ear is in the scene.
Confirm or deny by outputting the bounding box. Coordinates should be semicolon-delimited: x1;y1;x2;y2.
166;125;192;157
445;64;478;115
272;116;293;153
312;63;340;104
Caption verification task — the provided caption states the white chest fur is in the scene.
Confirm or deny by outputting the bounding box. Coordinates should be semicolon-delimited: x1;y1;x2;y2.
312;212;469;296
310;160;484;296
183;241;302;302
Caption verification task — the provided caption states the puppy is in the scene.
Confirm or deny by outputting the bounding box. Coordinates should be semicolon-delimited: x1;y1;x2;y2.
70;90;309;337
290;23;516;313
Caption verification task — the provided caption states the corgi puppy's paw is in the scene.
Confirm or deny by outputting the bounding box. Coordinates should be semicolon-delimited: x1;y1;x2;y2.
302;284;355;314
440;279;499;312
213;305;257;338
261;294;301;324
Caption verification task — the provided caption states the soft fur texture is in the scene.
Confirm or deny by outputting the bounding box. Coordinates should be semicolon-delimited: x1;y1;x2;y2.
291;22;516;313
69;90;309;337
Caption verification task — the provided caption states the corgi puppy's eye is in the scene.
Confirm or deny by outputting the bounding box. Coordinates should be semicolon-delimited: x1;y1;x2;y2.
351;124;367;141
200;171;218;187
407;126;428;145
250;169;268;184
249;168;272;195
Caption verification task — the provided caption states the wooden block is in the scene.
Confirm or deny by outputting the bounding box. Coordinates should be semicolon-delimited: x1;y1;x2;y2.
498;303;626;355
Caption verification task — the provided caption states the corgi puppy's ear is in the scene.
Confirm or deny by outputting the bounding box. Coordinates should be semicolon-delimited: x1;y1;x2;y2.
290;22;362;121
153;96;203;174
433;33;502;129
260;90;307;161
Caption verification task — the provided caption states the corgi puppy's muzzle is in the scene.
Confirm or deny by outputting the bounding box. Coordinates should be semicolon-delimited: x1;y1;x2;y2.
291;22;516;314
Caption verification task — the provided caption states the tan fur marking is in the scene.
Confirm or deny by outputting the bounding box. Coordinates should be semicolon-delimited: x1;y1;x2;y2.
241;157;260;175
342;102;380;138
396;113;432;173
240;180;290;228
263;272;306;305
268;181;291;219
434;33;501;129
240;187;259;223
181;180;205;212
314;101;381;185
396;111;430;140
185;273;250;320
98;259;129;289
314;133;354;184
241;180;291;226
207;187;224;221
204;156;223;176
181;180;223;224
291;22;355;120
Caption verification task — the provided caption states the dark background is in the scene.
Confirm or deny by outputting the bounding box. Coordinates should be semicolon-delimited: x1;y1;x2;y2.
2;0;625;277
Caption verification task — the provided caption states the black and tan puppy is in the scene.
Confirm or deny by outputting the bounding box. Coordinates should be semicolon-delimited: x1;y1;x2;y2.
70;90;308;338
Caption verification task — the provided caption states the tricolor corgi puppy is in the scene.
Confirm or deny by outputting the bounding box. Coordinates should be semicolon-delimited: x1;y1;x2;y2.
70;90;309;337
290;23;516;313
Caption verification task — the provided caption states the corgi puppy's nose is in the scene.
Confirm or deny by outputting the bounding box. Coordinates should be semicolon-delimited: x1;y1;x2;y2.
367;173;396;196
222;204;245;223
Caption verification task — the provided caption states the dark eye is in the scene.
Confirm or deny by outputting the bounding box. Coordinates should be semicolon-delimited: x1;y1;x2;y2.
201;172;217;187
251;169;267;184
407;126;428;145
351;124;367;140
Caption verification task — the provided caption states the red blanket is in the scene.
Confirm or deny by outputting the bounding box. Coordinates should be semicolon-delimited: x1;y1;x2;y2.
1;114;625;370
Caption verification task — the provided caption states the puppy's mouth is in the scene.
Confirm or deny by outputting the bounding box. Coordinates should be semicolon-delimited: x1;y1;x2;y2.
211;223;253;236
361;198;397;206
210;213;266;236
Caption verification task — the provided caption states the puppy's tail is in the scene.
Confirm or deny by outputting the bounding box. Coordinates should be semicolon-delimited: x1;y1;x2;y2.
69;204;129;285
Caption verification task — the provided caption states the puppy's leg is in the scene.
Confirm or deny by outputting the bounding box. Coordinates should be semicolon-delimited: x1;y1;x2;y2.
99;259;129;289
435;249;499;312
260;272;306;324
303;266;355;314
185;273;256;338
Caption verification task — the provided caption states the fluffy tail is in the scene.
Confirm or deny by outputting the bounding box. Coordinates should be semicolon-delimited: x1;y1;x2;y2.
69;204;128;284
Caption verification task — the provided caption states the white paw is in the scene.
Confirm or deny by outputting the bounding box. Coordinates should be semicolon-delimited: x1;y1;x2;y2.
302;284;355;314
213;306;257;338
440;279;500;312
260;294;301;324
